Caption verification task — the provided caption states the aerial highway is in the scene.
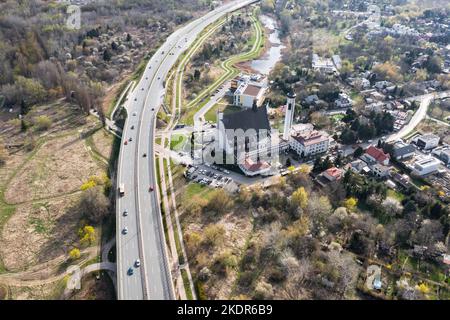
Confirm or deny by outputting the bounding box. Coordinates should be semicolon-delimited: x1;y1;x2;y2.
116;0;260;300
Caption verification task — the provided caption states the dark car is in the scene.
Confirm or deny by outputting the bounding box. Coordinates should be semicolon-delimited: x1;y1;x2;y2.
127;267;134;276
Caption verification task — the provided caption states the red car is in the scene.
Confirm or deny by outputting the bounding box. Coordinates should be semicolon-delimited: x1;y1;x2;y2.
124;141;128;145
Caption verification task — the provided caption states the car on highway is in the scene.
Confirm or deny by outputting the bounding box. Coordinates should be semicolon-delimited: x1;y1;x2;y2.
124;141;128;145
143;153;147;158
131;125;134;130
129;137;132;142
122;227;128;235
132;112;137;116
123;210;128;217
135;259;141;268
127;267;134;276
149;186;154;192
119;183;125;196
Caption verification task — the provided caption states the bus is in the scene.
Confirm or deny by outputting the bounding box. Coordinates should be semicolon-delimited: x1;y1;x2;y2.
119;183;125;197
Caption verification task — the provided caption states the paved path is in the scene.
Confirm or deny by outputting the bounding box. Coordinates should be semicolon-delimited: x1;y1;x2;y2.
193;82;230;125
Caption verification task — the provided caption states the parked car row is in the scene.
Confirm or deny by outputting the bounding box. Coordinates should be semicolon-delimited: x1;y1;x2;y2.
185;165;233;188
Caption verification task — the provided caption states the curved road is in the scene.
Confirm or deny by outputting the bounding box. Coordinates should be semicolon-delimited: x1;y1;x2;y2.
116;0;259;300
386;91;450;142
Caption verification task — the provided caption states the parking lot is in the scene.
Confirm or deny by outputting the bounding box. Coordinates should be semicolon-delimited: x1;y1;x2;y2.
184;164;237;190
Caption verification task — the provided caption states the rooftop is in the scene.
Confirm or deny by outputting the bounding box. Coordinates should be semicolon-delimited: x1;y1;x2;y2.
221;105;271;132
324;167;343;179
366;146;390;163
292;130;328;146
241;158;271;172
418;133;440;142
243;84;263;97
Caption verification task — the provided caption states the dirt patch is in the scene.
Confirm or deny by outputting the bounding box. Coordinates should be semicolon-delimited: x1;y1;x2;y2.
91;129;114;160
0;196;82;271
68;272;115;300
5;135;100;204
6;279;65;300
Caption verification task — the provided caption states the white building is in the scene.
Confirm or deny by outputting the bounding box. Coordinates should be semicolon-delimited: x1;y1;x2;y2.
283;92;296;141
290;129;329;158
412;156;441;176
233;80;267;109
372;163;391;178
415;134;440;150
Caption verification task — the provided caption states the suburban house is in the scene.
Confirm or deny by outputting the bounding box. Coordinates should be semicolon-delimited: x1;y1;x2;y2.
439;148;450;165
392;141;416;160
216;104;273;176
414;133;440;150
334;93;353;108
412;156;441;176
316;167;344;187
362;146;390;166
347;159;370;174
323;167;343;181
289;128;329;158
391;172;412;189
372;163;391;178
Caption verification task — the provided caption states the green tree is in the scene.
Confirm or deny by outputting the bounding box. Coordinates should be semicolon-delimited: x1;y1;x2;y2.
353;146;364;158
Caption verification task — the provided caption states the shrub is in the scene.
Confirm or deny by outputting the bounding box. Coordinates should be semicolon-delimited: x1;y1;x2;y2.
35;115;52;131
69;248;81;260
202;224;225;247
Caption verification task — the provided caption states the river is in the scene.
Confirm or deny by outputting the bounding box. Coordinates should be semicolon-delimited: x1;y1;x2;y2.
250;15;286;75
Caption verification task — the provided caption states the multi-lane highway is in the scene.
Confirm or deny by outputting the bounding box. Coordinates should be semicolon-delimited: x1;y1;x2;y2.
116;0;259;300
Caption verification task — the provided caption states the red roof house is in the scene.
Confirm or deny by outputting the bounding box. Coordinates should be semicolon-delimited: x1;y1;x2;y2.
365;146;390;165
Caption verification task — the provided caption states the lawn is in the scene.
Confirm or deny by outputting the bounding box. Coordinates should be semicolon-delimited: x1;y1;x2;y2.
170;134;187;151
183;182;214;201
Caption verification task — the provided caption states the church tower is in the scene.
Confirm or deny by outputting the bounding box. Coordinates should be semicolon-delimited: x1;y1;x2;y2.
283;91;296;141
